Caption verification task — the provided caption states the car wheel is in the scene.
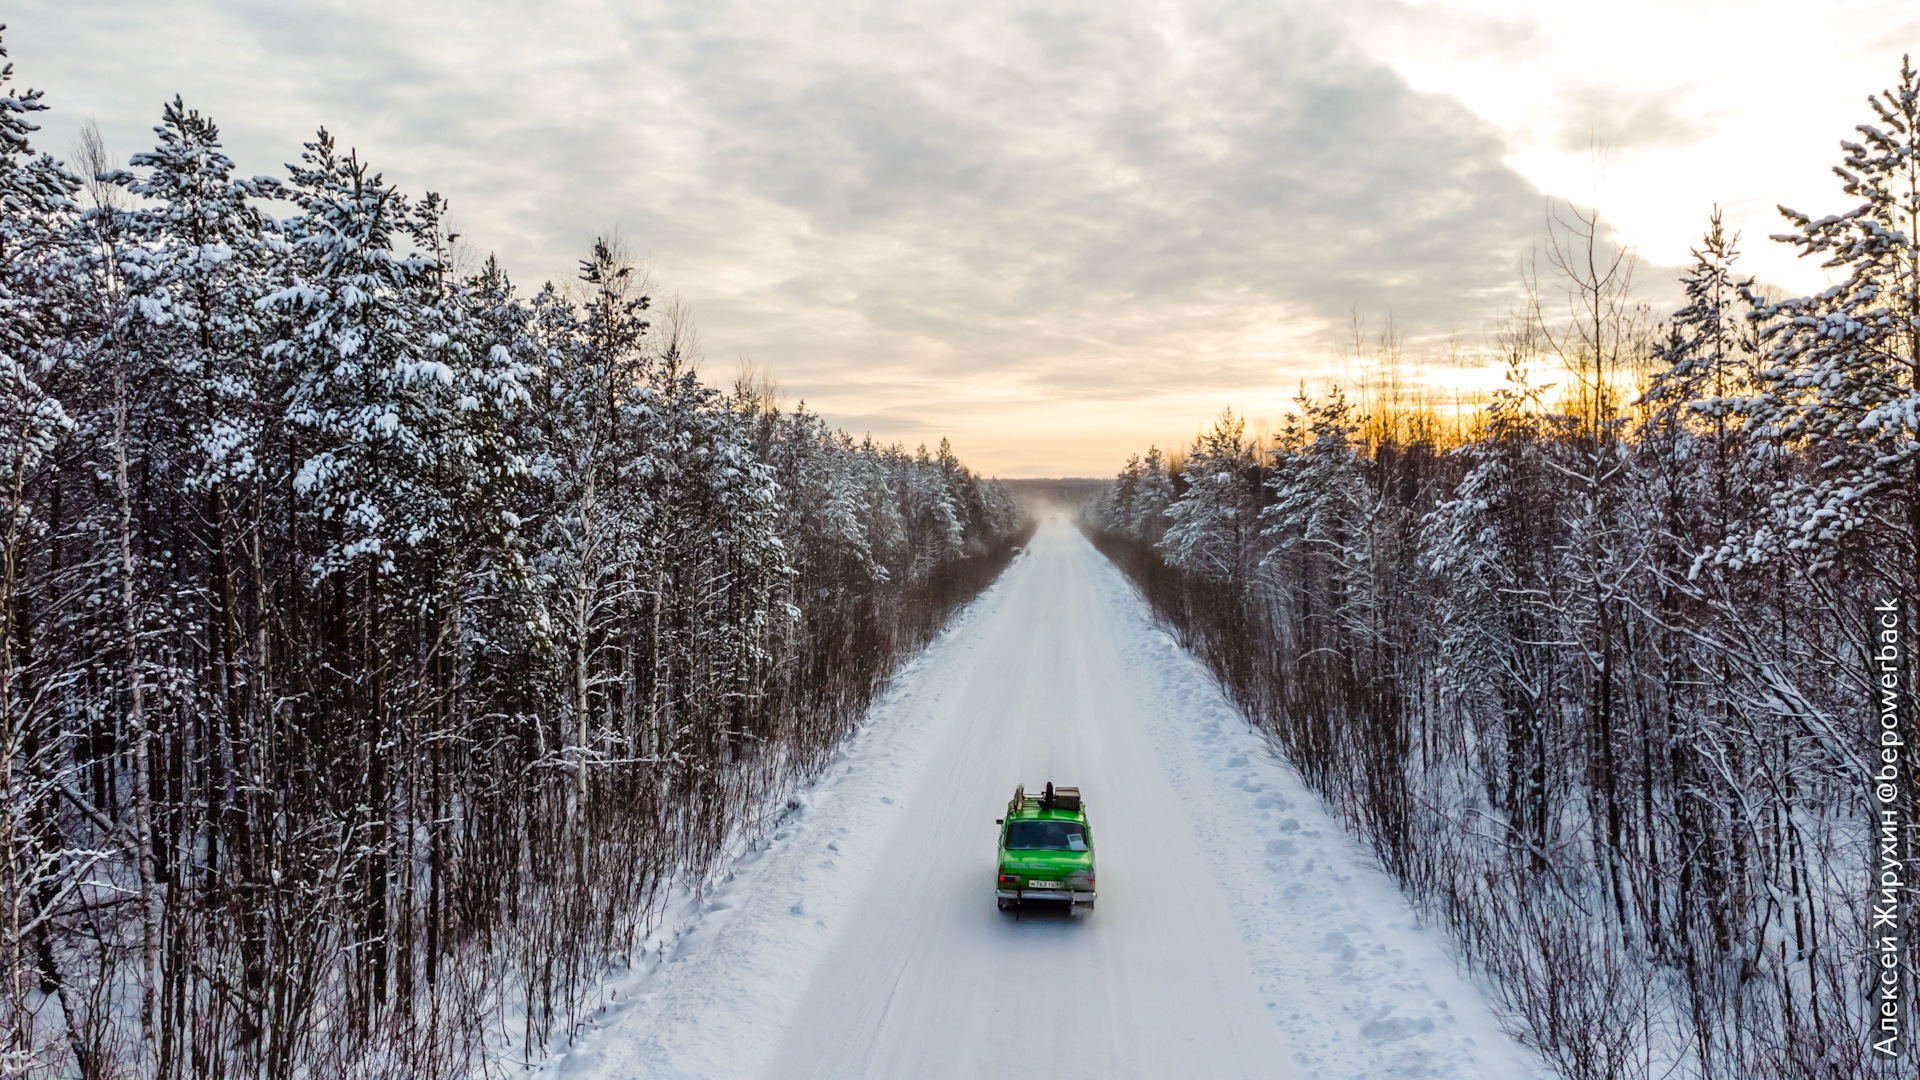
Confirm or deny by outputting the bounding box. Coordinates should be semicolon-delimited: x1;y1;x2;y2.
998;898;1012;911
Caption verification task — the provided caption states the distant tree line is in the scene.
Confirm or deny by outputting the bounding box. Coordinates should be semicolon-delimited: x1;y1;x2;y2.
0;30;1026;1079
1090;59;1920;1080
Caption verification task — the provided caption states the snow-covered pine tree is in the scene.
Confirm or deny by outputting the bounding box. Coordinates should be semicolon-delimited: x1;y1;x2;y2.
1097;453;1144;534
266;127;483;1037
897;442;965;581
635;294;786;767
767;405;883;586
1746;57;1920;581
1161;409;1254;584
857;435;910;574
1260;389;1378;688
1638;210;1768;571
1130;446;1175;545
1261;388;1372;592
274;129;439;577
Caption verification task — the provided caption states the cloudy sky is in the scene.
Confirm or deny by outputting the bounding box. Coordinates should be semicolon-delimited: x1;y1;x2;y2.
11;1;1916;474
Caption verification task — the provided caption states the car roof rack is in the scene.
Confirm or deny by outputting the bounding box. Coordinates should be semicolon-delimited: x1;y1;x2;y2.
1009;781;1082;814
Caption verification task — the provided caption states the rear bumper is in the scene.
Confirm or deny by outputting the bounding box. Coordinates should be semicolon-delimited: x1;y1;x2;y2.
996;889;1095;903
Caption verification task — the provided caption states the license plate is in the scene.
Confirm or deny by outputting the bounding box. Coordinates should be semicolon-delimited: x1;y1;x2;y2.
1025;880;1064;889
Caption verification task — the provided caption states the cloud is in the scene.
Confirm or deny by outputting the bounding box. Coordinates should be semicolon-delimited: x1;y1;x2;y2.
7;0;1569;473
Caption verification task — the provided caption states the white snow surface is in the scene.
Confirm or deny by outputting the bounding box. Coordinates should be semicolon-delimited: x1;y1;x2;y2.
545;519;1548;1080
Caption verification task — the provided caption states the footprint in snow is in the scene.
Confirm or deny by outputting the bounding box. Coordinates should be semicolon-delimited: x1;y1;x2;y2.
789;899;806;916
1360;1010;1435;1042
1319;931;1357;962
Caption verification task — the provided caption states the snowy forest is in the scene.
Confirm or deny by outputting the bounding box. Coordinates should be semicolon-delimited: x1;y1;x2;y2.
1091;59;1920;1080
0;31;1026;1080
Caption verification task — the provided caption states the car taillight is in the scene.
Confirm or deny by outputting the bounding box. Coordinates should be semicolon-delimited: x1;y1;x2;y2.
998;874;1018;884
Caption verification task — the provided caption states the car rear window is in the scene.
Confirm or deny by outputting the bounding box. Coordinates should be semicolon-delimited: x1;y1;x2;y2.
1005;820;1088;851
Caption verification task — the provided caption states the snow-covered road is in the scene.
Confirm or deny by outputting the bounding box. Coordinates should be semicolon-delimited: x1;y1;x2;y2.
548;519;1546;1079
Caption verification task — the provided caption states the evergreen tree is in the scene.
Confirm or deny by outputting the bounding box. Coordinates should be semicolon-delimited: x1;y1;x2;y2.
1746;57;1920;583
1161;409;1253;583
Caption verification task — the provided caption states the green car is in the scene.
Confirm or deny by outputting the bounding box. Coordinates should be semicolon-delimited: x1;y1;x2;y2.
995;782;1095;916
